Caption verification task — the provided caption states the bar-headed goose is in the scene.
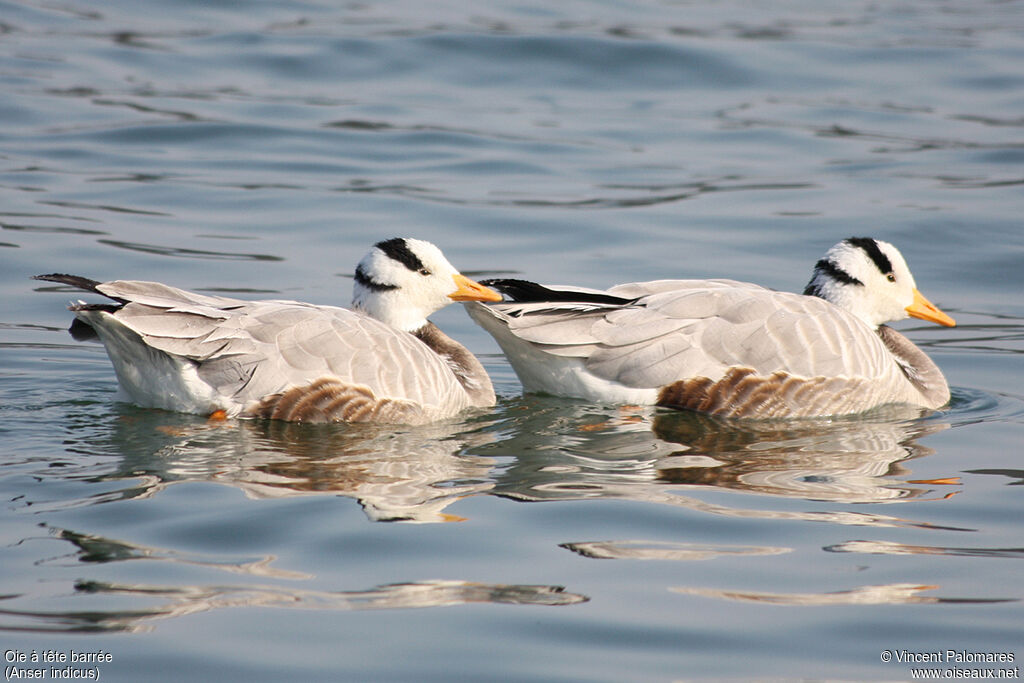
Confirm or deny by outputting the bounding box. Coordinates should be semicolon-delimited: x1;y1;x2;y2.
465;237;955;418
36;238;501;424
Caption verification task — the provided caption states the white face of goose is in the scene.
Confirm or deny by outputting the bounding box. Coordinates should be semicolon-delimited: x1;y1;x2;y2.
351;237;500;332
803;237;955;329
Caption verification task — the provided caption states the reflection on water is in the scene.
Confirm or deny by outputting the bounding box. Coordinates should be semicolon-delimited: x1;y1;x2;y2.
86;410;498;523
32;386;966;536
29;398;984;628
963;469;1024;486
826;540;1024;559
483;399;960;528
561;540;789;561
671;582;1015;606
0;579;586;634
43;525;312;580
67;397;964;527
650;409;954;503
7;368;979;636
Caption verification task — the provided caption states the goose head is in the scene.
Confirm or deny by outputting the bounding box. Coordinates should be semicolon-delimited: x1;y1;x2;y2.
803;237;955;329
352;237;500;332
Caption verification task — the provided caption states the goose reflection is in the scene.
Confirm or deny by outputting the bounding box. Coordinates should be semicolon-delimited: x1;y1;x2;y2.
482;397;957;527
670;582;1013;606
650;408;954;503
95;409;497;523
0;577;586;634
68;391;958;525
39;525;311;579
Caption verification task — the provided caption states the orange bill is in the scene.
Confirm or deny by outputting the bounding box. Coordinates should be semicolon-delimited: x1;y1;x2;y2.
906;289;955;327
907;477;961;485
448;273;502;302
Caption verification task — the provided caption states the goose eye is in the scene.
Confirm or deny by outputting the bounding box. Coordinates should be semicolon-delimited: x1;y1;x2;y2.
886;273;896;283
418;268;431;276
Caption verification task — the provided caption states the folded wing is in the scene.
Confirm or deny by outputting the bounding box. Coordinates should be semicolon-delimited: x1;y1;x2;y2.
480;280;896;390
93;280;470;411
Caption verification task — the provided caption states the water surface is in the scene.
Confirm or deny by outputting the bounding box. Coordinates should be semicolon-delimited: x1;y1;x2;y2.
2;0;1023;680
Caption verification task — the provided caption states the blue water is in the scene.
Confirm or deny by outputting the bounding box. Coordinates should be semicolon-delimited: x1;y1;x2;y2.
2;0;1023;680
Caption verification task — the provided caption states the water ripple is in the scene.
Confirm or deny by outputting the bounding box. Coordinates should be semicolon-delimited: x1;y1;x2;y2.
671;582;1015;606
1;0;1022;677
37;525;311;579
716;97;1024;154
0;579;587;633
561;540;790;561
826;540;1024;559
97;239;284;262
38;200;170;216
2;222;108;236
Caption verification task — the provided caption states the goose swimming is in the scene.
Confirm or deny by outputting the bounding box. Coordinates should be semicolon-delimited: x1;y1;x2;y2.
465;237;955;418
36;238;501;424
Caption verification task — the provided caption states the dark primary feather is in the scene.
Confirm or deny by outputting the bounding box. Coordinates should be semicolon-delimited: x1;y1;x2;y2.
34;274;120;340
33;273;107;297
480;278;637;306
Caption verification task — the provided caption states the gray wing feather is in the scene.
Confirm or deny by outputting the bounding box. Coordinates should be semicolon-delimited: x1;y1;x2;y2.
98;280;241;313
606;278;747;299
497;307;605;347
486;280;896;389
100;281;465;409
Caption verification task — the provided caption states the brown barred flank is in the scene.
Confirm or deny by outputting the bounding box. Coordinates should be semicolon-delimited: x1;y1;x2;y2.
656;367;871;418
245;377;427;424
